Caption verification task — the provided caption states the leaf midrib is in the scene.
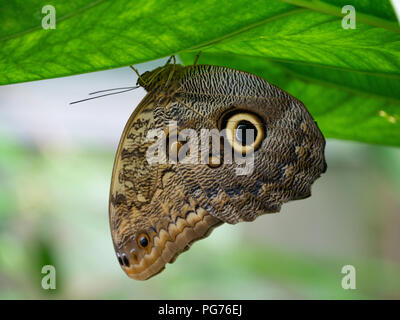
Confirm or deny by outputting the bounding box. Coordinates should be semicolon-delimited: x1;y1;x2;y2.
194;51;400;79
196;51;400;103
3;0;398;50
281;0;400;33
179;2;400;72
182;8;308;52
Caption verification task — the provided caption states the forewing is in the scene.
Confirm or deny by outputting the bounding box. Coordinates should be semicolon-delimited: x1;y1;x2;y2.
166;64;326;224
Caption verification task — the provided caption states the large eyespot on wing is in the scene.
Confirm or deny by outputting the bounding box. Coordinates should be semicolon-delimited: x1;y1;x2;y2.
110;62;327;280
170;64;326;224
221;110;265;154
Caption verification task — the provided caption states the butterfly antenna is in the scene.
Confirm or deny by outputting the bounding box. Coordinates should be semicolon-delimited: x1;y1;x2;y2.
129;65;148;87
70;86;139;105
88;86;139;95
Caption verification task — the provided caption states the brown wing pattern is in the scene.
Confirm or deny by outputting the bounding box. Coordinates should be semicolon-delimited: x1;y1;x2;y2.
109;88;223;280
109;63;326;280
168;65;326;223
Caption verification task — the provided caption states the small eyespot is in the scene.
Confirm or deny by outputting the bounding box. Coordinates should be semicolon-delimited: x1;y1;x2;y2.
224;112;264;154
121;253;130;267
138;233;150;251
117;253;123;266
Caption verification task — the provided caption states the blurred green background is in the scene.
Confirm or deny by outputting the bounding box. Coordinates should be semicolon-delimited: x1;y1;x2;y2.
0;59;400;299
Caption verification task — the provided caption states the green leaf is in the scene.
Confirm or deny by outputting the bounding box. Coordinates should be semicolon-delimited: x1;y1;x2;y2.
0;0;399;146
0;0;296;84
180;52;400;146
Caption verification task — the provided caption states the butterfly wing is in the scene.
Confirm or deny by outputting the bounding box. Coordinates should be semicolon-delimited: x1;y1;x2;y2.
109;63;326;280
168;64;327;224
109;90;222;280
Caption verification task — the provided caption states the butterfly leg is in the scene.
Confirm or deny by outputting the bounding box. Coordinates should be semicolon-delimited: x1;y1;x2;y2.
193;51;202;65
165;56;177;88
165;55;175;66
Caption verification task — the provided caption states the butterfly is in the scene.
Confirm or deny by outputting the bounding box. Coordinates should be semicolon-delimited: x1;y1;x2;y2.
109;56;326;280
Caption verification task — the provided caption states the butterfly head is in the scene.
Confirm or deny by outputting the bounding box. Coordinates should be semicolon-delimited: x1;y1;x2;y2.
137;64;184;92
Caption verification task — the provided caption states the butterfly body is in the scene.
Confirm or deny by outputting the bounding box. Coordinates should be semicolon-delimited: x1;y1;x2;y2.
109;62;326;280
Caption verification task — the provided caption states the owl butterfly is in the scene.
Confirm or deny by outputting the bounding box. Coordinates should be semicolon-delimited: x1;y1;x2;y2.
109;57;326;280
